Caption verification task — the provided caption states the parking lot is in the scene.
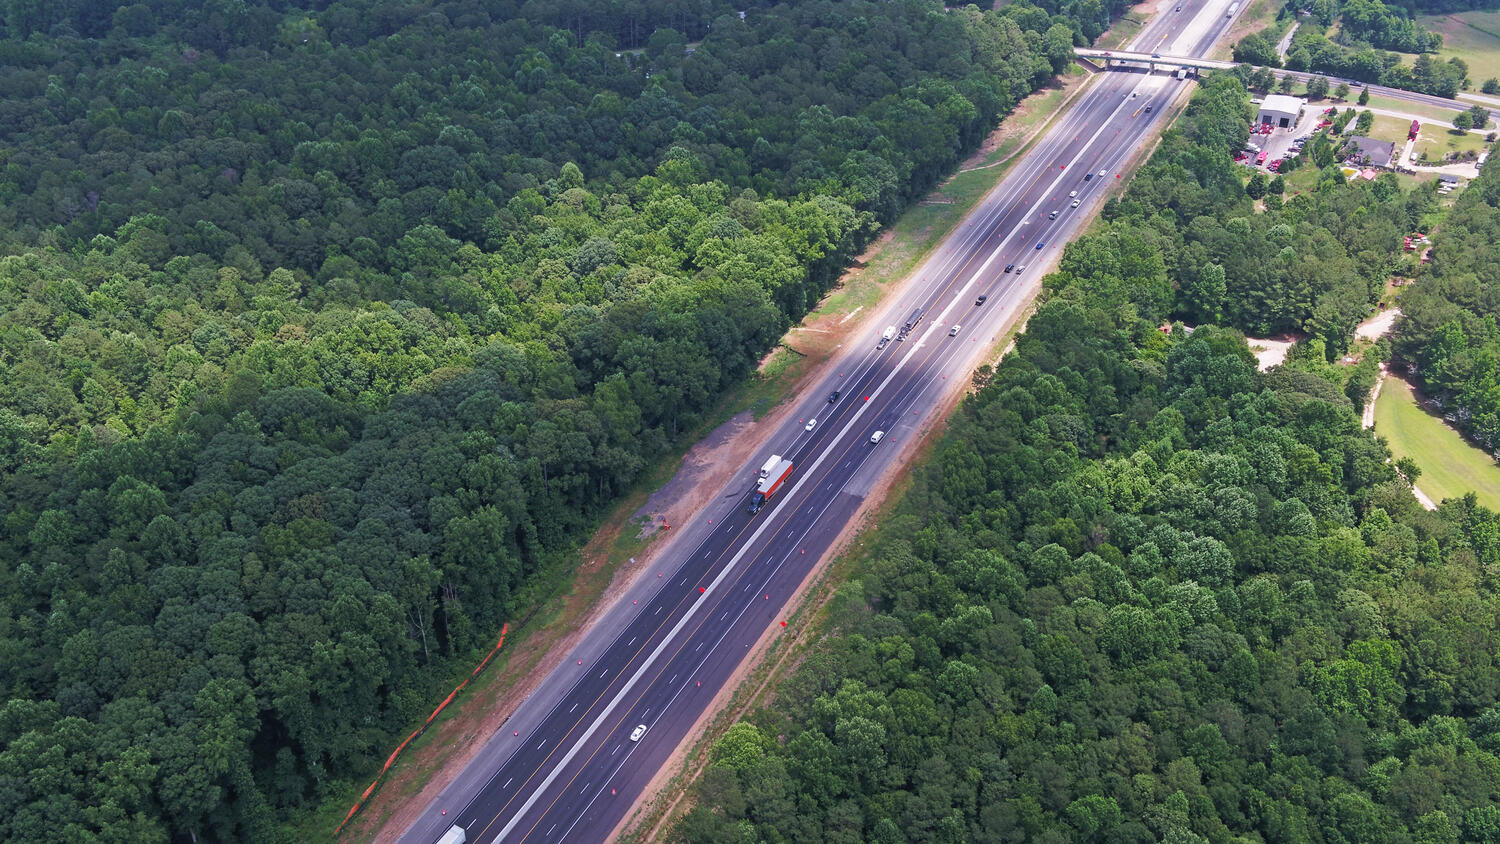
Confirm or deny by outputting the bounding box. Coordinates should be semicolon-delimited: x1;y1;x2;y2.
1237;105;1330;172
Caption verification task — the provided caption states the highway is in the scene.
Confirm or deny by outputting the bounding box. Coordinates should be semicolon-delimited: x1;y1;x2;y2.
398;3;1243;843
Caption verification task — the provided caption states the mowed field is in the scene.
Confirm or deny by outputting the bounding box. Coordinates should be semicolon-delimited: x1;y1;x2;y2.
1419;10;1500;84
1374;373;1500;510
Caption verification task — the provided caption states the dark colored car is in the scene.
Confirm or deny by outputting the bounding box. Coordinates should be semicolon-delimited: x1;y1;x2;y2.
975;295;988;306
1004;264;1014;273
827;390;840;403
1084;173;1093;181
1035;242;1045;250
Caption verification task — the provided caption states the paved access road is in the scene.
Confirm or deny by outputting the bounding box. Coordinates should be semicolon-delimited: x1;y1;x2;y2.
399;3;1242;843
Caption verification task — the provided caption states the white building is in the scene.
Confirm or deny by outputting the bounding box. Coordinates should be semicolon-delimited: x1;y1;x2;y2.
1257;94;1305;129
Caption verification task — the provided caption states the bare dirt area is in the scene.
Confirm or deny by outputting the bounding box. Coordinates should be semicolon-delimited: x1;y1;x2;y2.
1247;333;1299;370
631;411;756;544
1363;363;1387;429
1355;307;1401;343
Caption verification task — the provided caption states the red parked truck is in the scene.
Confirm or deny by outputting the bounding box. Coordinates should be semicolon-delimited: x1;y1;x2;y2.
749;458;793;513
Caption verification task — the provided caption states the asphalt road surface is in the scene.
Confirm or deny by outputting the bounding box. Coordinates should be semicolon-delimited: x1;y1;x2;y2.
399;3;1243;843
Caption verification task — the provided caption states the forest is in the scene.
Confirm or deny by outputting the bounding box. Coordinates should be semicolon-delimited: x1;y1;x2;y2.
1264;0;1468;97
1283;30;1470;97
0;0;1129;840
1291;0;1443;54
677;75;1500;843
1105;68;1425;358
1393;153;1500;452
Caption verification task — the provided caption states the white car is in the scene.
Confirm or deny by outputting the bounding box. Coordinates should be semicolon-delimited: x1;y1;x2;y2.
805;418;817;431
630;724;648;742
1069;190;1078;198
1071;198;1080;207
949;324;961;337
870;431;885;444
1098;169;1106;177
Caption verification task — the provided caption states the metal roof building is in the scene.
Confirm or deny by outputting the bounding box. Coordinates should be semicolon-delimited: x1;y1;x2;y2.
1257;94;1305;129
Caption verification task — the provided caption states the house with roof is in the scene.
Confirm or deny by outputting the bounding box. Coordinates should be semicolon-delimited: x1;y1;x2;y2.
1343;135;1395;169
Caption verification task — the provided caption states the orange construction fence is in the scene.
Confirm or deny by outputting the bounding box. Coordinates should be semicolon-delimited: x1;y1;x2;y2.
334;622;510;837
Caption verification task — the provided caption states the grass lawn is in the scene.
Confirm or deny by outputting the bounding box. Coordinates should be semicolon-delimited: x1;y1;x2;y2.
1419;10;1500;84
1363;92;1474;124
1212;0;1285;60
1412;121;1490;163
1095;7;1147;50
1366;113;1411;142
1277;163;1321;195
1374;373;1500;510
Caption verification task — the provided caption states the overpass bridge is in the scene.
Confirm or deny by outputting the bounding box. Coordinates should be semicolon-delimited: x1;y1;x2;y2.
1075;47;1488;118
1076;47;1234;72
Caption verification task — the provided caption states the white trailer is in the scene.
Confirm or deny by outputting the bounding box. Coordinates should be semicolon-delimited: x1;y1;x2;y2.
759;454;781;478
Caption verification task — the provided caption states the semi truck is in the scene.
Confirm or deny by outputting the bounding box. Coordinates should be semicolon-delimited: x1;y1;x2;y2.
749;458;793;513
897;307;923;340
877;325;896;349
437;826;467;844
